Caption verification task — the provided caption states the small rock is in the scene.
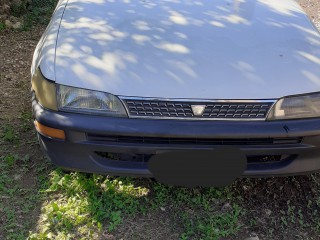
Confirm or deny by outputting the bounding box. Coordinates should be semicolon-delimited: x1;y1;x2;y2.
264;208;272;217
245;236;259;240
221;202;232;212
14;174;22;180
244;237;259;240
5;19;12;28
245;232;259;240
12;21;22;29
160;207;166;212
9;16;19;22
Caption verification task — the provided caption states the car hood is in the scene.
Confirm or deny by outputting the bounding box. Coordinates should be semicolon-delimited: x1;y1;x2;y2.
54;0;320;99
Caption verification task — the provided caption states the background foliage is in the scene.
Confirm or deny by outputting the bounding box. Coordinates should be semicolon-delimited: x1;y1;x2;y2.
0;0;58;30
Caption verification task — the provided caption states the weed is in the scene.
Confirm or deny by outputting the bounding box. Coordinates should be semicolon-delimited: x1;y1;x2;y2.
0;22;6;31
1;124;17;142
181;204;243;240
1;154;19;168
20;112;33;131
108;211;122;231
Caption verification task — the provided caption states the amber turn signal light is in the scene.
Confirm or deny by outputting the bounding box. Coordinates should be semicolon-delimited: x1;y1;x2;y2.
34;121;66;140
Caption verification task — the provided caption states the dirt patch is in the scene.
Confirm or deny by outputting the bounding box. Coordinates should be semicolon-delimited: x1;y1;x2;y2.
299;0;320;29
0;27;42;118
0;26;48;239
115;210;183;240
231;175;320;239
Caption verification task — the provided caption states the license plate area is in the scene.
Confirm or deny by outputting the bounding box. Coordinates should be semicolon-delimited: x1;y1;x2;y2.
148;148;247;187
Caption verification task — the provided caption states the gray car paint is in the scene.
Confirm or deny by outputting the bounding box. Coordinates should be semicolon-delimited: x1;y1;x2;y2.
32;0;320;100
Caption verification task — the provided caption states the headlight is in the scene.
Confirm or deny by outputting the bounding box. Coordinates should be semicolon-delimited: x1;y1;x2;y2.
267;92;320;120
31;68;58;110
57;85;128;117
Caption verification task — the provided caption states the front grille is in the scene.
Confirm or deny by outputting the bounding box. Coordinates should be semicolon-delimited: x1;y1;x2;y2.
88;134;302;146
95;152;152;163
247;155;283;164
123;99;274;120
94;152;295;165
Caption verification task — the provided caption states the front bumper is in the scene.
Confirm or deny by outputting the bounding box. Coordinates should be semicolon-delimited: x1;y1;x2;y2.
33;99;320;177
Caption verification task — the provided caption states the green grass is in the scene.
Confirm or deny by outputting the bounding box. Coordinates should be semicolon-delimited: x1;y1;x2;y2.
0;22;6;31
26;171;244;239
181;205;242;240
20;111;33;131
1;124;18;142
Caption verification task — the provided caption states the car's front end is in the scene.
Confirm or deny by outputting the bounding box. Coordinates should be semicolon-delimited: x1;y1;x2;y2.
32;0;320;178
